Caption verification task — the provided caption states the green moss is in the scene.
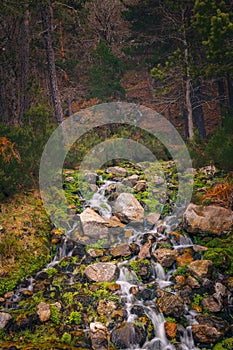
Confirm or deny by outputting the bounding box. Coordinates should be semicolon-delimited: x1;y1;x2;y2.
45;267;57;278
204;247;233;274
61;332;72;344
192;293;208;307
213;338;233;350
173;264;189;277
50;304;61;325
129;259;151;281
66;311;82;325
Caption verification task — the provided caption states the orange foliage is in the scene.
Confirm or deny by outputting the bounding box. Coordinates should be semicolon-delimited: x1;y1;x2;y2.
0;137;21;163
202;175;233;209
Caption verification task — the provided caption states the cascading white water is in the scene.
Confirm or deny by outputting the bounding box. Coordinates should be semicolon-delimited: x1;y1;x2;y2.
88;178;201;350
87;179;115;218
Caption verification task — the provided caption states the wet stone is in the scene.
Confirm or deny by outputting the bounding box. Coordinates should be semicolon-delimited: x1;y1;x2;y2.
83;172;97;184
186;275;201;289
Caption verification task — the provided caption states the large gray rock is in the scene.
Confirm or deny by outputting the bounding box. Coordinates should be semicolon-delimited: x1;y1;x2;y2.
85;262;119;282
113;193;144;223
80;208;124;243
187;260;213;279
0;312;12;329
80;208;109;239
183;203;233;235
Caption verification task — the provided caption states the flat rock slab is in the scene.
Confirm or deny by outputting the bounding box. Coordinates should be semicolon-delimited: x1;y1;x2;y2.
85;262;119;282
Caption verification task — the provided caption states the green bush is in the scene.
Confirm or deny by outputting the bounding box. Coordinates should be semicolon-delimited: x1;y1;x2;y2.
0;104;55;198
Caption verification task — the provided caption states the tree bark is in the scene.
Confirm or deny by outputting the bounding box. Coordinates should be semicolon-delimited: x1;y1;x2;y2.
41;3;63;123
191;81;206;139
217;78;226;123
19;5;30;123
184;46;194;139
227;74;233;112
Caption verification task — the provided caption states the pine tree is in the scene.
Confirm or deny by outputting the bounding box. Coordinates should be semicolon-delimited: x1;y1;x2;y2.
88;39;125;101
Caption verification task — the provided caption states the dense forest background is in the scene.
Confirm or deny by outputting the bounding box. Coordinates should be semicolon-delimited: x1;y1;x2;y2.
0;0;233;199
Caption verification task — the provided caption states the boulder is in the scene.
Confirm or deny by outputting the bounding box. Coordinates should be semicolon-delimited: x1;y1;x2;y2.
187;260;213;279
85;262;119;282
113;193;144;223
80;208;109;239
0;312;12;329
111;322;146;349
195;315;229;334
158;294;185;317
183;203;233;235
152;248;178;267
192;324;222;343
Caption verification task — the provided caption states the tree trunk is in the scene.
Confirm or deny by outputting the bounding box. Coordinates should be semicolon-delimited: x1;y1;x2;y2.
191;81;206;139
19;5;30;123
227;74;233;112
41;3;63;123
184;47;194;139
217;78;226;125
182;105;189;141
0;66;8;123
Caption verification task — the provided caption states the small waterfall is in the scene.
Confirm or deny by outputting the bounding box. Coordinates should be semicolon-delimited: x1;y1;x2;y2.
87;180;115;218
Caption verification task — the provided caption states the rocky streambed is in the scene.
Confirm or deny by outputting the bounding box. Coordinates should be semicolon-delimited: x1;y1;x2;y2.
0;162;233;349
